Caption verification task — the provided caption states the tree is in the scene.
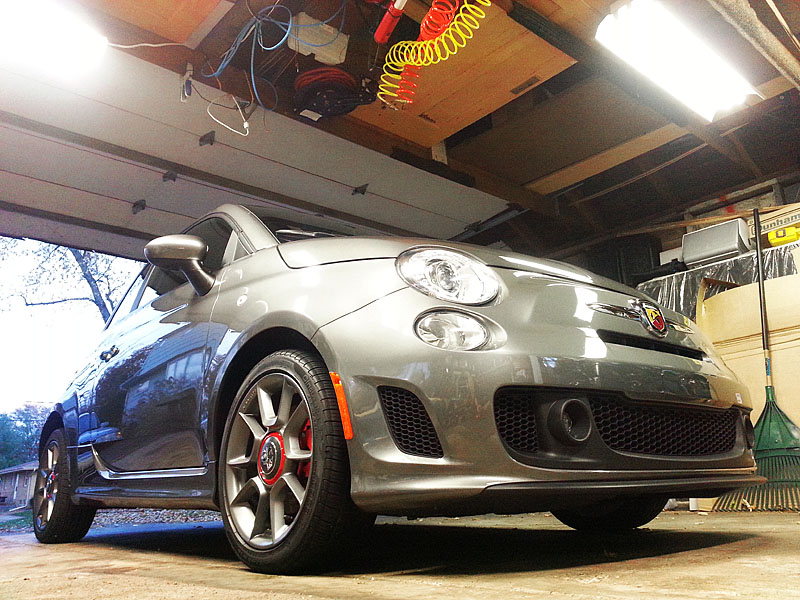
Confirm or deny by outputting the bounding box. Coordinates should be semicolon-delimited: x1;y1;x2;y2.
10;404;52;463
0;237;141;322
0;404;51;468
0;413;27;469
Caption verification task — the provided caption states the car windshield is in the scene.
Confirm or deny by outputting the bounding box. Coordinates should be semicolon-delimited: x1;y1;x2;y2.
246;206;356;243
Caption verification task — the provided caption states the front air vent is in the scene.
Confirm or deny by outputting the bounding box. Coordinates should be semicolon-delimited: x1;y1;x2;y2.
493;387;739;459
494;389;539;454
598;330;706;361
378;387;444;458
589;396;738;456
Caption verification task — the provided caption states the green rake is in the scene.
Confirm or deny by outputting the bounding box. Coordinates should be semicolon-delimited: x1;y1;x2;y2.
714;209;800;511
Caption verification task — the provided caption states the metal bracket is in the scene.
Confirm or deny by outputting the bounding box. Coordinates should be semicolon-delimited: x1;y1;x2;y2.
199;130;215;146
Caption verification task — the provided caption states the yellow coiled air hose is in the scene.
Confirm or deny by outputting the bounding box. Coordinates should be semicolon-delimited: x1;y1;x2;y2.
377;0;492;107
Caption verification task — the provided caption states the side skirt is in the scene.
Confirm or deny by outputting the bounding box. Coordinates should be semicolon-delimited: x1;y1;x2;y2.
72;447;219;510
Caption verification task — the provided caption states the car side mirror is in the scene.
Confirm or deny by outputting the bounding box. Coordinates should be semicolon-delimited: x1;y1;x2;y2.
144;234;215;296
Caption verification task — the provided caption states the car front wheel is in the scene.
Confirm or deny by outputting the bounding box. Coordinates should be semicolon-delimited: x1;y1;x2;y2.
218;350;371;573
551;495;669;532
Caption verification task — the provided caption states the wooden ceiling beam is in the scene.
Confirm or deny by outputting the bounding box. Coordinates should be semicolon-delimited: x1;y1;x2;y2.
727;129;764;178
526;123;687;195
685;124;762;178
525;77;792;195
635;154;680;205
707;0;800;91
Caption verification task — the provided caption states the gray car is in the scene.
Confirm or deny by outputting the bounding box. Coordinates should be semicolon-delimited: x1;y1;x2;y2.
33;204;761;572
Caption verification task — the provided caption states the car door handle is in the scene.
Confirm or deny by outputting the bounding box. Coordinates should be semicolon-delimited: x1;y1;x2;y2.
99;345;119;362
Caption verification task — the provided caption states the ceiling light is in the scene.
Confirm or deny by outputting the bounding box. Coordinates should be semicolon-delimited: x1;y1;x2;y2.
0;1;107;79
596;0;758;121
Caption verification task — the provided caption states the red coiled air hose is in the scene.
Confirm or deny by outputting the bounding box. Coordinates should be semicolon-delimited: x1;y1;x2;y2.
397;0;460;105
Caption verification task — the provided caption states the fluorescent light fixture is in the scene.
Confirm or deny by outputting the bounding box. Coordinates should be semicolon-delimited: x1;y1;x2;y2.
0;0;107;79
596;0;757;121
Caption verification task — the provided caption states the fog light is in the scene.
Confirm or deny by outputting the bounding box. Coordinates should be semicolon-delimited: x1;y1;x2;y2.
548;398;592;445
415;311;488;351
743;414;756;449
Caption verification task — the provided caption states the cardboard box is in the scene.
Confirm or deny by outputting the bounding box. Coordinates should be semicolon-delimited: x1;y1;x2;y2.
697;274;800;425
694;274;800;511
747;204;800;238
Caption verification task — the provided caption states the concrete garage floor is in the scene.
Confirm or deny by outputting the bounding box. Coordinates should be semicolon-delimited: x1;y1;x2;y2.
2;512;799;599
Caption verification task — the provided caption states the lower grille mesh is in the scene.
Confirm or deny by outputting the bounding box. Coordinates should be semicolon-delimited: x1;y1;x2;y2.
589;396;738;456
494;390;539;454
378;387;443;458
494;388;739;457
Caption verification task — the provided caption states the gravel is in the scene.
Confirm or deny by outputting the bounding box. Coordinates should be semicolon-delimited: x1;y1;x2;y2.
92;508;221;527
0;508;221;535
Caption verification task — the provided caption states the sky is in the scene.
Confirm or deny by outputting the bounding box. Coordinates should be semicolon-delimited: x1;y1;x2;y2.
0;238;141;414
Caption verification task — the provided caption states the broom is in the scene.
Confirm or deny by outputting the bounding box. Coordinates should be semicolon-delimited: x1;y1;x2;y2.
714;208;800;511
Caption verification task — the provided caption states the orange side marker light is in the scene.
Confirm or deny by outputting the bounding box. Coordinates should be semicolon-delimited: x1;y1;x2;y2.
330;372;354;440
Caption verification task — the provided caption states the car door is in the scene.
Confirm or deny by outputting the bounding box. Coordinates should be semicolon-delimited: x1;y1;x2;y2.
77;267;150;449
90;217;239;472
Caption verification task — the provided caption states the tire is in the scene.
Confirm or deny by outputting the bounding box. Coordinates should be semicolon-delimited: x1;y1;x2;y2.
218;350;373;574
33;428;96;543
551;496;669;533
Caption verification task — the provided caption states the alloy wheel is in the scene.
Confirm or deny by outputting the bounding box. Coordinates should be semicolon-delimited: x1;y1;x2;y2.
34;440;60;530
223;371;313;548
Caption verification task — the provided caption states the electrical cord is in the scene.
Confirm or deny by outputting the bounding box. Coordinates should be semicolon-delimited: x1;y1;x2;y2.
191;81;248;110
242;70;256;105
206;91;250;136
200;0;347;109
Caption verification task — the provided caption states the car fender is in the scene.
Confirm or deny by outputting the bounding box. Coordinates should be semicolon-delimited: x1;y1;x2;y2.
204;256;407;462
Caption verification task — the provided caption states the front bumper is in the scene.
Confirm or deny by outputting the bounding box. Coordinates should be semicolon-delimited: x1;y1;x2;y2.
314;277;760;516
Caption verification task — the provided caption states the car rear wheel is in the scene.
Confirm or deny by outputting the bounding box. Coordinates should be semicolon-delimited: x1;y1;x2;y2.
33;428;96;543
219;350;372;573
551;495;669;532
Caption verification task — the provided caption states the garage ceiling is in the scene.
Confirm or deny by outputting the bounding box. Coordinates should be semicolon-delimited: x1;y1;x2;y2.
2;0;800;260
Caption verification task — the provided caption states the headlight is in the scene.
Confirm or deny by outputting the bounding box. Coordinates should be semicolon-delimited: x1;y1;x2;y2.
415;311;488;350
396;247;500;305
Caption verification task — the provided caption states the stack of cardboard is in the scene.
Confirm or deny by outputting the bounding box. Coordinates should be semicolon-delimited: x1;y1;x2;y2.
694;265;800;511
697;273;800;427
747;203;800;242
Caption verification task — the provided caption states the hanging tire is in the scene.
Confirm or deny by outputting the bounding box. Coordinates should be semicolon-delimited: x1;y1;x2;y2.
551;496;669;533
218;350;372;574
33;428;96;543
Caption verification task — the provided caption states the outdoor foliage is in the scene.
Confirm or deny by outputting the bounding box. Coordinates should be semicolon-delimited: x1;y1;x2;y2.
0;237;142;470
0;404;51;469
0;237;140;322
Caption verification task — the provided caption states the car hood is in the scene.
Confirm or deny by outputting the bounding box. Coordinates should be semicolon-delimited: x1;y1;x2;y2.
277;237;648;299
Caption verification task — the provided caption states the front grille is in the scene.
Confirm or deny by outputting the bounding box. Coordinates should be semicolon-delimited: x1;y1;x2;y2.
597;330;706;361
494;390;539;453
378;387;443;458
494;387;739;458
590;396;738;456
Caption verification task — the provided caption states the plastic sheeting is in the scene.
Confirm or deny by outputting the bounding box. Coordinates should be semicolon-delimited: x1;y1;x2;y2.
637;242;799;319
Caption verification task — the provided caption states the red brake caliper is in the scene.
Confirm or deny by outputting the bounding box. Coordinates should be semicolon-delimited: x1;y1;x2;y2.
297;420;312;480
